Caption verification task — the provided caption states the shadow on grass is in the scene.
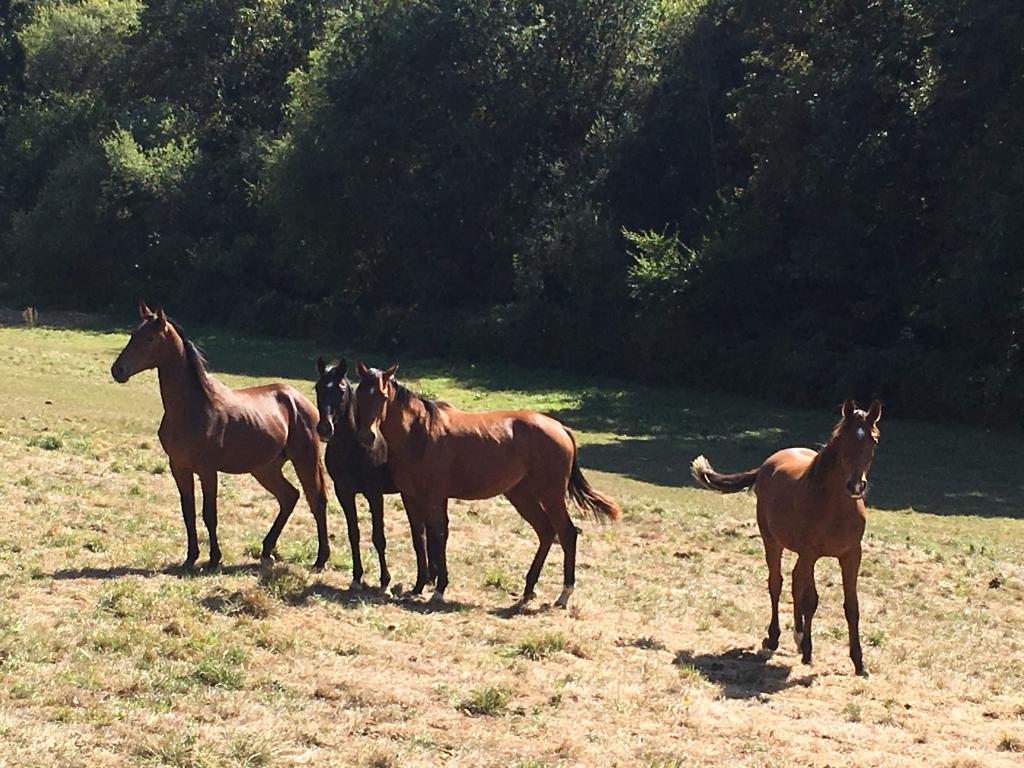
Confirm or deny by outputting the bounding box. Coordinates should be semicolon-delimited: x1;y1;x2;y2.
673;648;815;699
48;562;261;581
488;599;569;619
309;582;473;613
46;308;1024;520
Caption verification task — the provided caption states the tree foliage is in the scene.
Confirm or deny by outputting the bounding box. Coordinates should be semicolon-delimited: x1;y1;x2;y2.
1;0;1021;424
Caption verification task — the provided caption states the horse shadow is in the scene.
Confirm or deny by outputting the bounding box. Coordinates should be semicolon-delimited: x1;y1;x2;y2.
49;561;262;581
488;599;563;620
307;582;473;613
673;647;815;699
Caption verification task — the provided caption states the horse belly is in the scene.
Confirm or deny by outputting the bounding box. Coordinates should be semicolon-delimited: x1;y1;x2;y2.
210;418;286;473
443;441;526;500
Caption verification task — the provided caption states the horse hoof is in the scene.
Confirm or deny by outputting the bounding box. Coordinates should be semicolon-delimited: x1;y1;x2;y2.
259;556;274;571
429;590;445;604
757;647;774;659
554;585;574;609
521;591;536;603
856;667;870;678
761;637;779;653
380;574;391;590
349;579;364;592
204;561;222;574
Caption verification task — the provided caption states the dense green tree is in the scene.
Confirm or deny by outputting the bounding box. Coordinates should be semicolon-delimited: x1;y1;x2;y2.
0;0;1021;423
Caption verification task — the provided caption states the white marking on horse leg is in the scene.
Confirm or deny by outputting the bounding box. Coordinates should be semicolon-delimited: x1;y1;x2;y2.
793;630;803;649
554;585;574;608
429;589;445;604
757;646;774;659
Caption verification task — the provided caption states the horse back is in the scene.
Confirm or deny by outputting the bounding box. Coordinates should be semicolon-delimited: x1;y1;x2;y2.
396;407;571;499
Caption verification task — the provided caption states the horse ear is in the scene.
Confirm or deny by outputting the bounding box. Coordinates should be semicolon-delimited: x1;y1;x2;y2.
156;306;167;322
316;357;327;377
383;364;398;380
356;360;369;378
867;399;882;424
842;399;857;419
138;300;153;319
337;358;347;376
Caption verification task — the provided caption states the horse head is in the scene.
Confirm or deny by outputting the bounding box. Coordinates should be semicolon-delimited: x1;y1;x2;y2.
354;360;397;466
836;399;882;499
111;301;178;382
314;357;353;442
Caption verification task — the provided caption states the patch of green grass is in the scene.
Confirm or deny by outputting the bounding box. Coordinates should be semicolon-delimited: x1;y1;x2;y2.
190;647;246;689
137;731;211;767
483;566;517;594
27;433;62;451
505;631;568;660
675;661;704;682
843;702;862;723
866;629;886;647
259;564;309;604
459;686;508;716
226;731;279;767
97;581;154;619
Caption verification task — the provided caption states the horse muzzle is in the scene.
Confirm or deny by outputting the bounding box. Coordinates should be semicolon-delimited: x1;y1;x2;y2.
316;417;335;442
111;362;130;383
847;478;868;499
357;428;388;466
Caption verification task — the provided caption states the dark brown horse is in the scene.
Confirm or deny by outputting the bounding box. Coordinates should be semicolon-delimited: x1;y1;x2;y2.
314;357;400;590
111;302;329;571
690;399;882;676
354;362;621;607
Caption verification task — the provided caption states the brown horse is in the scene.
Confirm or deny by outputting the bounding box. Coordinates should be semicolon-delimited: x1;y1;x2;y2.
111;302;329;571
690;399;881;676
354;362;621;607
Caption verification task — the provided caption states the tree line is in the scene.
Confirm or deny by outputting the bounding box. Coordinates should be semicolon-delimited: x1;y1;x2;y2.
1;0;1021;425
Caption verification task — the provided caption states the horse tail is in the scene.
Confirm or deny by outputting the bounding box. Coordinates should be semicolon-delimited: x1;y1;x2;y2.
690;455;759;494
564;427;622;522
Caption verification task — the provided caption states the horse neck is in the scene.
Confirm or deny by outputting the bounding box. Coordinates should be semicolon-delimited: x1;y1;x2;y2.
808;434;844;488
331;384;360;445
380;392;425;455
156;337;212;424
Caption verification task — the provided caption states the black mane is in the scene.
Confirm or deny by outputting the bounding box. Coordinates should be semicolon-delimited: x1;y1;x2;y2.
394;380;440;417
166;317;209;378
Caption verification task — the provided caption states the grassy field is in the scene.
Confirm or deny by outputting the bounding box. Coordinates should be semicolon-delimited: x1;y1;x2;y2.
1;312;1023;767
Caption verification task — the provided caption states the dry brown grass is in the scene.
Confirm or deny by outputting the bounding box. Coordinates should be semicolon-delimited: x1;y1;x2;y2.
1;323;1023;767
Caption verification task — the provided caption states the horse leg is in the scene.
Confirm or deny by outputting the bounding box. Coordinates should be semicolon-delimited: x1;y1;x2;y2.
792;554;819;664
252;461;300;567
537;491;577;609
198;472;221;571
336;489;365;589
290;452;330;571
761;535;783;653
171;464;199;570
840;547;867;676
505;485;555;602
426;500;450;603
368;492;390;589
403;494;429;596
